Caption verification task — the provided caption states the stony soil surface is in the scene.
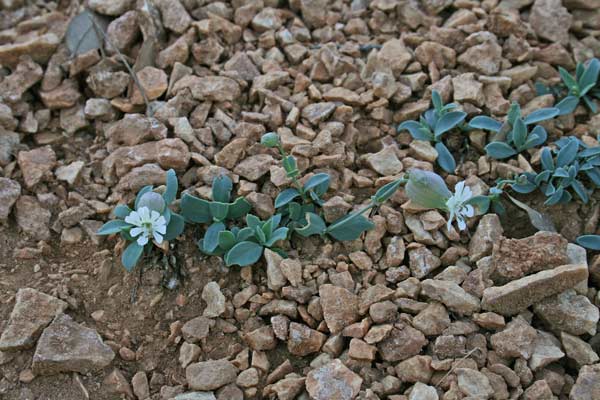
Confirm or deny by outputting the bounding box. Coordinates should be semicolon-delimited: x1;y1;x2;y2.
1;0;600;399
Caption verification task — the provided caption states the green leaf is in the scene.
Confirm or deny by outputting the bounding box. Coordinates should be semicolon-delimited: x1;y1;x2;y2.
135;185;154;210
180;193;212;223
266;227;289;246
576;235;600;250
468;116;502;132
163;169;178;204
114;204;132;219
327;214;374;241
435;142;456;173
212;175;232;203
579;58;600;94
97;220;132;235
434;111;466;138
556;95;579;115
511;118;527;148
203;222;226;253
432;90;443;113
137;192;166;213
218;230;236;251
507;103;521;125
224;241;263;267
275;188;301;208
373;179;403;204
397;120;434;141
523;108;559;125
583;95;598;113
559;67;579;92
571;180;589;203
227;197;252;219
525;125;547;149
260;132;280;148
209;201;229;222
163;212;185;241
121;242;144;272
556;138;579;167
405;169;451;210
246;214;261;229
466;195;490;215
541;147;554;170
485;141;517;159
237;227;255;242
304;173;330;196
507;194;556;232
283;155;299;178
295;212;327;237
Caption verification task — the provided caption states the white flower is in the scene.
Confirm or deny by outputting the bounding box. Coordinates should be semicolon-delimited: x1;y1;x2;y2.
124;206;167;246
445;181;475;231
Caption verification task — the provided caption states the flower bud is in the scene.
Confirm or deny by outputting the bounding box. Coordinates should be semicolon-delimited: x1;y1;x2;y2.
405;169;451;210
137;191;166;213
261;132;280;148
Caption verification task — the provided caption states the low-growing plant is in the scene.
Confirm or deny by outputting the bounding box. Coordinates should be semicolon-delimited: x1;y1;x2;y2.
180;175;252;254
261;132;404;241
204;214;289;267
468;103;559;159
97;169;185;270
397;90;467;173
537;58;600;115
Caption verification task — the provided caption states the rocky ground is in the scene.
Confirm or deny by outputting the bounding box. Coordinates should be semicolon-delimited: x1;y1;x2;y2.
1;0;600;399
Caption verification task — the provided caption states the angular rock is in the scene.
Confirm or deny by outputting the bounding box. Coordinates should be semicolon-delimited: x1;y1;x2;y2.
156;0;192;34
17;146;56;188
421;279;480;315
570;364;600;400
0;33;60;66
529;330;565;371
456;368;494;399
172;76;241;102
562;332;600;367
32;314;115;374
15;196;51;240
202;282;226;318
233;154;273;181
0;288;68;351
482;264;589;315
0;178;20;220
469;214;503;262
106;114;167;148
186;359;237;391
319;284;360;334
533;289;599;336
302;102;336;125
408;382;438;400
365;146;403;176
409;247;441;279
530;0;572;45
377;325;428;362
131;66;168;104
305;359;362;400
490;316;537;360
287;322;326;356
88;0;132;15
458;40;503;75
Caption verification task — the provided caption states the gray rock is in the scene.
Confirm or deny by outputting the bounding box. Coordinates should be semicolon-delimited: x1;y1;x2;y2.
528;330;564;371
0;177;20;219
0;288;68;351
186;359;237;391
32;314;115;374
421;279;480;315
534;289;599;336
468;214;503;262
305;359;363;400
570;363;600;399
562;332;600;367
202;282;226;318
173;392;216;400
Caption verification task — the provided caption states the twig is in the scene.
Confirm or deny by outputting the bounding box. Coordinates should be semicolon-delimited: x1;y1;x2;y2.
435;347;482;388
86;14;153;117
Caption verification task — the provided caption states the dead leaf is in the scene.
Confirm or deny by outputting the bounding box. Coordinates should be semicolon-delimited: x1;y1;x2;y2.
65;10;109;57
506;194;557;233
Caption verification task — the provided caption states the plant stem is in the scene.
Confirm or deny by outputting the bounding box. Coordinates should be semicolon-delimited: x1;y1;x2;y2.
87;14;153;117
276;143;308;201
326;202;376;233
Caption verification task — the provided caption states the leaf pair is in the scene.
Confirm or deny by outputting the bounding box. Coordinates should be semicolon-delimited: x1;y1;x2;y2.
556;58;600;114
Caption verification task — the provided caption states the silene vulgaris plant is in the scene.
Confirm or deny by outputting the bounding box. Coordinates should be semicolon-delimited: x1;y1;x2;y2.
468;103;559;160
97;169;185;270
261;132;405;241
537;58;600;115
397;90;466;173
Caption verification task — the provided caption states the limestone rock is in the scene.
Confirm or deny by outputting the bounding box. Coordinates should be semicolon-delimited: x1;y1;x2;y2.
15;196;51;240
305;359;362;400
202;282;226;318
421;279;480;315
186;359;237;391
0;178;20;220
17;145;56;188
32;314;115;374
172;76;241;102
469;214;503;262
533;289;599;336
530;0;572;45
319;284;360;334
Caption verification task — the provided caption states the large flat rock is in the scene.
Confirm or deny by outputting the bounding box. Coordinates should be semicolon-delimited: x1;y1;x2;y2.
0;288;68;351
481;264;588;315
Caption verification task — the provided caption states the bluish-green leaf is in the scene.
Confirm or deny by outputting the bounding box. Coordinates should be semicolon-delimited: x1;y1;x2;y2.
327;214;374;241
237;227;255;242
283;155;299;178
266;227;289;246
485;141;517;159
545;187;564;205
209;202;229;222
468;116;502;132
576;235;600;250
432;90;443;113
435;142;456;173
181;193;212;223
434;111;466;138
97;220;132;235
137;192;166;213
507;103;521;125
121;242;144;272
373;179;403;204
397;120;433;141
212;175;232;203
523;108;559;125
559;67;579;91
246;214;261;230
203;222;226;253
135;185;153;210
466;195;490;215
114;204;132;219
511;118;527;148
525;125;547;148
163;169;178;205
582;95;598;113
405;169;451;210
541;147;554;171
579;58;600;94
556;138;579;167
556;95;579;115
571;180;589;203
218;230;236;251
295;212;327;237
304;173;330;196
227;197;252;219
163;212;185;241
224;241;263;267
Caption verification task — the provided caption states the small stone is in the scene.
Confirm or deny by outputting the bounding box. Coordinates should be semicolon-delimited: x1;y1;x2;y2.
348;339;377;361
365;146;403;176
412;303;451;336
570;363;600;399
409;247;441;279
0;33;60;66
287;322;326;356
182;316;214;343
319;284;360;334
233;154;274;181
530;0;572;45
490;316;537;360
395;355;433;383
172;76;241;102
17;145;56;188
279;259;302;287
202;282;226;318
186;359;237;391
131;67;168;105
379;39;413;76
180;342;201;368
523;380;554;400
456;368;495;399
302;102;336;125
132;371;150;400
533;289;599;336
377;325;428;362
561;332;600;367
252;8;283;32
408;382;438;400
305;359;363;400
244;326;276;351
458;39;503;75
453;73;485;107
32;314;115;375
469;216;503;260
0;177;20;220
529;331;564;371
15;196;51;240
421;279;480;315
55;161;85;186
156;0;192;34
88;0;132;15
104;369;134;399
264;249;286;291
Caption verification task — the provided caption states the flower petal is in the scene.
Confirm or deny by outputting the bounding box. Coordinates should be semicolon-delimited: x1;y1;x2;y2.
136;235;148;246
130;227;143;237
138;207;150;222
457;216;466;230
463;204;475;218
155;216;167;227
155;223;166;235
125;211;141;226
153;231;163;244
150;210;161;223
